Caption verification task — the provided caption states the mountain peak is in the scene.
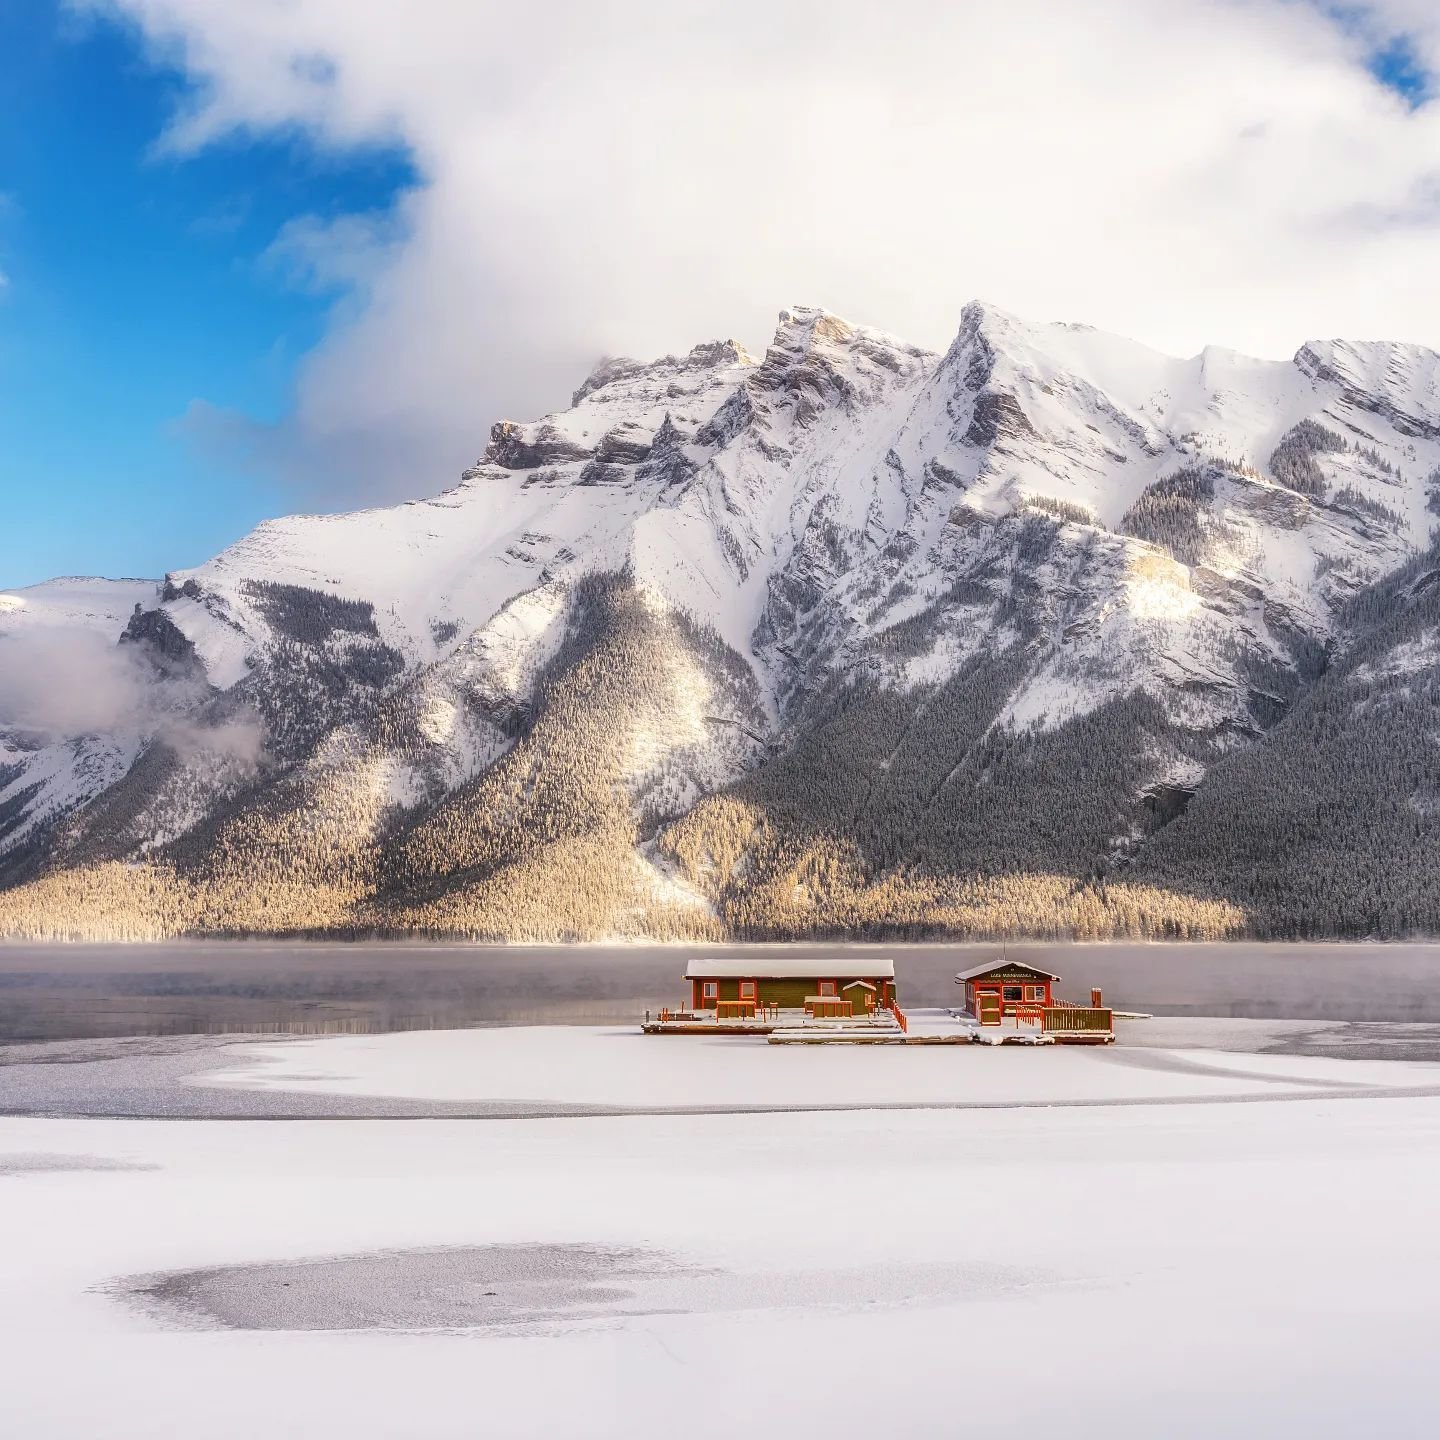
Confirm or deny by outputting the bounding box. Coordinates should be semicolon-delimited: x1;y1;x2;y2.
686;338;757;369
768;304;926;358
1295;335;1440;441
746;306;931;425
569;338;757;408
773;303;850;337
959;297;1024;331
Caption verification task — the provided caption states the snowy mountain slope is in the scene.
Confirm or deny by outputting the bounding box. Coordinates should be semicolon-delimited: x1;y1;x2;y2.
4;302;1440;940
161;338;762;683
1135;535;1440;934
0;576;158;634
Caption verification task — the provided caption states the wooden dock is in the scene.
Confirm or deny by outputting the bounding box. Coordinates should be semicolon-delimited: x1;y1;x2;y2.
767;1029;1090;1045
642;1018;1115;1044
641;1003;1116;1046
640;1021;778;1036
769;1029;962;1045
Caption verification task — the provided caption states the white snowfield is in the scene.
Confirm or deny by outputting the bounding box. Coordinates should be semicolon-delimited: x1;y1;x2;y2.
0;576;158;633
5;1026;1440;1437
202;1021;1440;1109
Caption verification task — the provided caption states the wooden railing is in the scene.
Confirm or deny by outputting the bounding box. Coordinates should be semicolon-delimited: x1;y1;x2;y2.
1042;1006;1112;1033
1004;1003;1046;1023
889;1001;908;1033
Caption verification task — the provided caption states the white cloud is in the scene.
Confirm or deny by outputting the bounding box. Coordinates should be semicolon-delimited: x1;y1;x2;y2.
0;625;265;759
262;210;407;297
80;0;1440;506
0;629;154;737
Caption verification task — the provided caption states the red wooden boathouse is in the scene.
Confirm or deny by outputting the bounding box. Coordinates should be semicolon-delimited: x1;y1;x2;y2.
956;959;1060;1025
685;957;896;1019
956;959;1114;1041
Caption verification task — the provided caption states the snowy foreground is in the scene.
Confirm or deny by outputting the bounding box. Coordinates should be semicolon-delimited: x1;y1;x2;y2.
5;1025;1440;1437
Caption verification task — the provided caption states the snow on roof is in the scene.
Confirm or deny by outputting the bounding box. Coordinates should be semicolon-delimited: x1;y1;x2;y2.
954;960;1062;983
685;957;895;980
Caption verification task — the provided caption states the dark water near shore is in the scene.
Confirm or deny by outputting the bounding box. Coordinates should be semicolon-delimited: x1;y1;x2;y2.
2;940;1440;1042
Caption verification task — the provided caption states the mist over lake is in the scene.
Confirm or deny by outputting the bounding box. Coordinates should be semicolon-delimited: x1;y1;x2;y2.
4;940;1440;1043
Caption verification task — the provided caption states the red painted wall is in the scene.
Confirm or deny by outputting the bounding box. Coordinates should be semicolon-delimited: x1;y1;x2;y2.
965;976;1052;1020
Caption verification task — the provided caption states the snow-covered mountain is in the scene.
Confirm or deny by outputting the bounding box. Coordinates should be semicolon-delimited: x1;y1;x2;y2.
5;302;1440;940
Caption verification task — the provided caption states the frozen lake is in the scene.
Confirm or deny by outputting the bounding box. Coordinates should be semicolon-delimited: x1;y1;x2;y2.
6;1022;1440;1437
3;939;1440;1041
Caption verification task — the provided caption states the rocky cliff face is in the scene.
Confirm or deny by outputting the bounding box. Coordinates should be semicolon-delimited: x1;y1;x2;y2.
4;302;1440;940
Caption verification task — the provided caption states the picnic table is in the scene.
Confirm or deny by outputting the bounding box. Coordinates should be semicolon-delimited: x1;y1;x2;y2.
804;995;853;1018
714;998;758;1019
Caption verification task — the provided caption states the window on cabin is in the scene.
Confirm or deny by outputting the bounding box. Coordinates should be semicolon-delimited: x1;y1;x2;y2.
703;982;718;1000
1024;985;1046;1002
739;981;756;1000
819;981;837;996
1002;985;1023;1002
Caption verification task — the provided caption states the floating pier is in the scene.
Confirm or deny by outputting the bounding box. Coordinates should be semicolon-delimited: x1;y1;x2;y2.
642;955;1119;1045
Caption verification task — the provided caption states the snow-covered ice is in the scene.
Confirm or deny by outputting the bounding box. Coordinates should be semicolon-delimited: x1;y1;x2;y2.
4;1025;1440;1436
200;1021;1440;1109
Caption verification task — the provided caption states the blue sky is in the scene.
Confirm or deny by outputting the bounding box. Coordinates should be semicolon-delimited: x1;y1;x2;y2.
1368;34;1430;104
2;1;1436;593
0;3;414;589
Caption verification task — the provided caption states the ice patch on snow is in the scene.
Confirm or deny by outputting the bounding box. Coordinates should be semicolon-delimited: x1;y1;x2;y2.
118;1242;1042;1333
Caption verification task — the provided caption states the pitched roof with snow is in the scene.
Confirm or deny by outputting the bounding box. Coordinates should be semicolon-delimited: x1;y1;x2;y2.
685;957;895;980
954;959;1062;983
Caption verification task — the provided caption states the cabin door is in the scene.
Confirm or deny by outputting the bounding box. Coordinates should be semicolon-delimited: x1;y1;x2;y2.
977;990;1002;1026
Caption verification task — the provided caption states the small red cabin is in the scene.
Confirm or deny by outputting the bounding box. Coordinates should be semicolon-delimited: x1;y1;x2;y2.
956;960;1061;1026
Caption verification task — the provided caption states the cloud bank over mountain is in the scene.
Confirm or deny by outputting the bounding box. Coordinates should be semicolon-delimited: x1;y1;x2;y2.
85;0;1440;505
0;628;159;738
